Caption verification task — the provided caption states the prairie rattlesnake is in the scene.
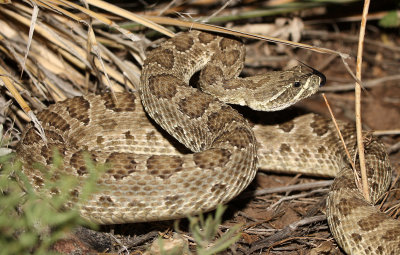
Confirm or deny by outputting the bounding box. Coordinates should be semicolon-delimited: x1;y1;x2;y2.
16;31;398;254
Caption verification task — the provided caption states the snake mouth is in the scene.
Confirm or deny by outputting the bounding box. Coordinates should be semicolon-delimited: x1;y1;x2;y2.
312;68;326;87
298;61;326;87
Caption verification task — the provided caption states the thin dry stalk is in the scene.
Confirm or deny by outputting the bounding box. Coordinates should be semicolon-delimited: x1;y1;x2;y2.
320;74;400;92
266;236;328;254
143;15;347;57
355;0;371;202
0;66;31;114
373;129;400;136
322;94;358;178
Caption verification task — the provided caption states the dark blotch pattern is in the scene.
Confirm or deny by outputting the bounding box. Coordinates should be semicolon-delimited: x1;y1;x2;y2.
148;74;184;99
127;199;146;208
171;34;194;52
382;228;400;241
65;97;90;125
37;110;70;132
219;37;241;50
39;130;67;164
331;171;358;191
106;152;137;180
357;212;388;232
198;32;216;44
70;150;98;176
337;197;366;217
215;126;254;149
278;120;295;133
279;143;292;153
193;149;231;169
165;195;181;206
20;127;40;146
96;136;104;145
200;65;224;87
351;233;362;243
317;146;327;154
178;92;215;119
145;48;174;69
70;189;80;202
211;183;226;192
301;148;311;158
99;119;118;131
102;93;136;112
147;155;184;179
207;106;243;133
98;196;115;206
310;115;330;136
33;176;44;187
146;131;157;141
124;131;134;140
40;143;66;165
17;32;395;251
221;49;240;67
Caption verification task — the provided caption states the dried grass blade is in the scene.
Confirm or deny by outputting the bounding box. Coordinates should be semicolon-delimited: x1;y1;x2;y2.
85;0;174;37
36;0;86;22
142;15;347;57
355;0;370;202
21;1;39;77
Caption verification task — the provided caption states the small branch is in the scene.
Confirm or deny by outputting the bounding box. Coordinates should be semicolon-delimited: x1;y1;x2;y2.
239;180;333;199
373;129;400;136
201;0;236;23
320;75;400;92
388;141;400;154
268;188;329;210
322;94;357;172
355;0;371;202
248;215;327;254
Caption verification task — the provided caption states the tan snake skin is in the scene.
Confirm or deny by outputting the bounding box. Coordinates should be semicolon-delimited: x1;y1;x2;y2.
16;31;399;254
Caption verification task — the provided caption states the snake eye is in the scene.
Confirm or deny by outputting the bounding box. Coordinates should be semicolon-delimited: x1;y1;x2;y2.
293;81;301;87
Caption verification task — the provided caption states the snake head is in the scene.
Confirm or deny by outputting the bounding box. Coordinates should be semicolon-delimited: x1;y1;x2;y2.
244;65;324;111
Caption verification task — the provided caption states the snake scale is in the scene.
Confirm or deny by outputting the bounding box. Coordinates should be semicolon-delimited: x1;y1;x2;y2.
16;31;399;254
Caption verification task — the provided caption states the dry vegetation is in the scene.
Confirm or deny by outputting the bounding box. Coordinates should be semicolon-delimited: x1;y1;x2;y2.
0;0;399;254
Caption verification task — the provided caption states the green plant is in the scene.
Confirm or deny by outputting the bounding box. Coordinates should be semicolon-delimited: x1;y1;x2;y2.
154;205;241;255
0;150;103;255
187;205;241;255
0;125;12;157
379;10;400;28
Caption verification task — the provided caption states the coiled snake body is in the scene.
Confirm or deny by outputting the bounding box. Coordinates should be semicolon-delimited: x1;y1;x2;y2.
16;31;399;254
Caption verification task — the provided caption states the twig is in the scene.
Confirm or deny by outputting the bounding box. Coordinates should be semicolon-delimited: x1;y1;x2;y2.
267;236;329;254
109;233;129;255
322;94;357;172
157;0;180;16
268;188;329;210
142;15;348;57
248;215;327;254
355;0;371;202
127;231;159;248
239;180;333;199
201;0;236;23
304;30;400;53
373;129;400;136
320;75;400;92
387;141;400;154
